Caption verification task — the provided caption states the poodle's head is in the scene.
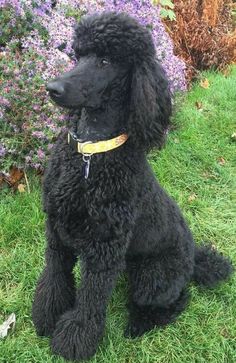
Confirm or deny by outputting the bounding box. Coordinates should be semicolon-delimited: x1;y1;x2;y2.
47;12;171;150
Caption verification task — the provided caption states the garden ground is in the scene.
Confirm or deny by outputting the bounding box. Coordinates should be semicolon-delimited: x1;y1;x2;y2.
0;67;236;363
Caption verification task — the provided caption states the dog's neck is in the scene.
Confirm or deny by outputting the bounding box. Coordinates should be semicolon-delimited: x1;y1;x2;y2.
74;102;127;142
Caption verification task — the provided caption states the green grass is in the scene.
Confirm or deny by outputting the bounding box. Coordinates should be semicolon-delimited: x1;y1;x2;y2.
0;67;236;363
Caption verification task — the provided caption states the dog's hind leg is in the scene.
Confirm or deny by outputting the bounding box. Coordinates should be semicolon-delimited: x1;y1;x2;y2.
125;253;192;338
32;220;77;337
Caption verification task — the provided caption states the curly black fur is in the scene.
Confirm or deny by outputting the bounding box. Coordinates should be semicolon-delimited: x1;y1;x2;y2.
32;12;234;361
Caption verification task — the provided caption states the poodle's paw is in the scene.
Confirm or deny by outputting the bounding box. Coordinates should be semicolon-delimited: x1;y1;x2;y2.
51;310;104;361
32;270;76;337
32;305;55;338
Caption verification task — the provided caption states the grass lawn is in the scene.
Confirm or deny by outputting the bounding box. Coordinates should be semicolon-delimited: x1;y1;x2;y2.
0;67;236;363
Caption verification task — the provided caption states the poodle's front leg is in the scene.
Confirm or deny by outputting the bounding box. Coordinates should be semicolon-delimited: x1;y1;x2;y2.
32;221;77;336
51;265;120;361
50;201;133;361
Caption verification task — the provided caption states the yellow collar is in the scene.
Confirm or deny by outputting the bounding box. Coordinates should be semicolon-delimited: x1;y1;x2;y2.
68;131;128;155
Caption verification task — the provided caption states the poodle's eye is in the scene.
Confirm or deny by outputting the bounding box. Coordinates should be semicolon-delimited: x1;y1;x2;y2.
100;58;110;66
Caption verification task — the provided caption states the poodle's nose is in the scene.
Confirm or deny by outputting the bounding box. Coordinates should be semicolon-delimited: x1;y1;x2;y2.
46;81;65;98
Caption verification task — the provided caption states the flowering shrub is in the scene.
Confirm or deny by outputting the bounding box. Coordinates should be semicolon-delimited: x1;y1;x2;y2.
0;0;187;174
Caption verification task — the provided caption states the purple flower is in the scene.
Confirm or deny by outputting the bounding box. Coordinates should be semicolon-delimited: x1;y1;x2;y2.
0;96;10;107
32;105;40;111
37;148;46;159
32;162;43;170
25;155;32;164
32;131;47;140
0;143;6;158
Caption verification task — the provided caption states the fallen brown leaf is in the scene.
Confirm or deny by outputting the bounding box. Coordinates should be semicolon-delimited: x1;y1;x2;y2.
18;184;26;193
200;79;210;89
218;157;226;165
195;101;203;110
202;171;218;180
7;167;24;186
188;193;197;202
222;67;232;77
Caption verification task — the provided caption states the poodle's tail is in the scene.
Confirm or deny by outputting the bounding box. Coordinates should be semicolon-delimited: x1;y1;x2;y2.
193;244;234;288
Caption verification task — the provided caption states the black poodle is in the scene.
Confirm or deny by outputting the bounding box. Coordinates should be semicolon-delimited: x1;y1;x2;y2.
32;12;233;361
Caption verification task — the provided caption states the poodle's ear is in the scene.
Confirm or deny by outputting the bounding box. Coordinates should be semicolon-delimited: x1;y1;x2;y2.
128;59;172;150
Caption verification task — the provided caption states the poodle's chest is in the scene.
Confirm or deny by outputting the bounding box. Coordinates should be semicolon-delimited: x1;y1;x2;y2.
44;172;109;246
44;147;137;246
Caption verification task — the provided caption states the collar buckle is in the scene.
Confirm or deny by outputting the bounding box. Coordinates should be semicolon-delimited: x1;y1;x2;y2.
78;141;93;156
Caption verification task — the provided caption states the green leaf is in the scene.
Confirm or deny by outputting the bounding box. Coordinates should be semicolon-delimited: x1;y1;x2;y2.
160;8;176;20
160;0;175;9
167;9;176;20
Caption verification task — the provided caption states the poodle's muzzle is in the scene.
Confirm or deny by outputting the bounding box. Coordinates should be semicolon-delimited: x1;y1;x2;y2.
46;55;125;109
